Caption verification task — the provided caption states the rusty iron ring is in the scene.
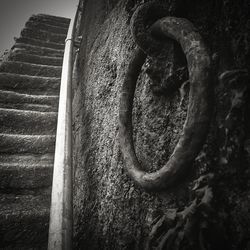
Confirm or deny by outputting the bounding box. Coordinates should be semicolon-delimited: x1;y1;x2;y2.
129;1;174;58
119;16;213;191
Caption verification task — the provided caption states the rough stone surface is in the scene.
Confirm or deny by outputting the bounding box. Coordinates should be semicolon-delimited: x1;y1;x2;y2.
0;154;54;189
26;20;68;35
0;193;50;249
73;0;250;249
15;37;65;50
0;61;62;77
13;43;64;57
0;90;59;111
21;27;67;44
0;73;60;95
0;108;57;134
9;51;63;66
29;14;70;27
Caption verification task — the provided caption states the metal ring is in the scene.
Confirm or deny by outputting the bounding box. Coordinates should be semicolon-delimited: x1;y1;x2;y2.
119;17;213;191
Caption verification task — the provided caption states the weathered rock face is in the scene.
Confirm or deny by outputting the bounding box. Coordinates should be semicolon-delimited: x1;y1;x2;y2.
73;0;250;249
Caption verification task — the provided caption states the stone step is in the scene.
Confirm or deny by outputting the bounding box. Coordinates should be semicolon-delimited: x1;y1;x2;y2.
0;108;57;135
13;43;64;57
21;27;66;44
15;37;65;50
0;153;54;165
9;51;63;66
0;61;62;77
29;16;69;30
0;103;57;112
0;193;50;248
36;13;70;24
0;154;53;190
0;90;58;112
0;90;59;105
0;13;67;249
0;187;52;197
0;73;60;95
30;14;70;28
26;20;68;35
0;134;55;154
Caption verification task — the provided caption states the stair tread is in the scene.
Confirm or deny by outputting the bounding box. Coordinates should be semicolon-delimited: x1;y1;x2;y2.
21;27;67;44
0;193;50;215
0;133;56;154
0;133;55;137
36;13;70;23
0;193;50;247
0;108;57;135
35;13;70;20
10;52;63;60
0;72;60;80
0;90;59;111
0;152;54;189
0;103;57;112
0;153;54;165
0;60;62;68
9;51;63;66
26;20;68;35
0;107;57;114
0;163;53;190
0;89;59;103
0;161;53;168
0;72;60;94
0;108;57;133
0;61;62;77
13;43;64;57
13;42;64;54
22;27;67;38
15;36;65;50
30;14;70;27
29;15;70;29
14;42;64;52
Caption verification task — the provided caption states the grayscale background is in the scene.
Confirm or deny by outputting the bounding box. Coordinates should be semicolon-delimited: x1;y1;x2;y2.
0;0;78;53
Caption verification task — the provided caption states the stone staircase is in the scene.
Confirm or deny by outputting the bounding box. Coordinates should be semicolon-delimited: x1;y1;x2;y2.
0;14;70;249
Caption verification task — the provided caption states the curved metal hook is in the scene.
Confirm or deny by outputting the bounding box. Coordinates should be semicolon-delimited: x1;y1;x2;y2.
119;17;213;191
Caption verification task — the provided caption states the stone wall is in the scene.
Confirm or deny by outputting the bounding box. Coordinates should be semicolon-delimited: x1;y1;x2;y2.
73;0;250;249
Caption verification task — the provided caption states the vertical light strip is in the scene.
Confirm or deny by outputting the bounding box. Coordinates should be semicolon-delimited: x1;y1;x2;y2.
48;3;79;250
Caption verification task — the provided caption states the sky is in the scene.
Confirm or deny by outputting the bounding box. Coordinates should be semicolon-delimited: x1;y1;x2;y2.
0;0;79;54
